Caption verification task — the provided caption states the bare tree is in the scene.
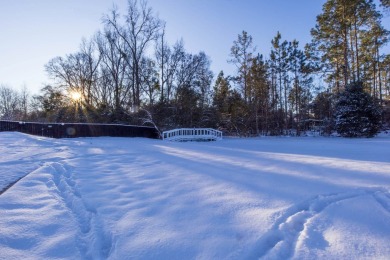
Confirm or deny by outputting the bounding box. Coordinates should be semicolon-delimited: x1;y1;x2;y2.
0;85;21;120
45;38;101;108
96;25;130;112
165;40;185;101
78;38;102;106
19;85;30;120
140;57;159;105
155;23;167;102
103;0;162;111
45;56;75;91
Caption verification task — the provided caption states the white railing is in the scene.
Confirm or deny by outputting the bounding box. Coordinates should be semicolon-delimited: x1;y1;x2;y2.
162;128;223;142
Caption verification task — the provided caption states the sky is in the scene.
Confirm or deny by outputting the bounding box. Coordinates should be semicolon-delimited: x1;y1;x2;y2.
0;0;388;95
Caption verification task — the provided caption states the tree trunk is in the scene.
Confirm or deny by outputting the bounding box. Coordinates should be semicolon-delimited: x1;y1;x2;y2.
160;29;165;103
349;23;356;83
354;19;360;82
342;3;350;87
377;43;383;105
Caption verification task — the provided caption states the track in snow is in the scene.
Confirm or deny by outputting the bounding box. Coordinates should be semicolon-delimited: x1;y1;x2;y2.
47;162;113;259
248;188;390;259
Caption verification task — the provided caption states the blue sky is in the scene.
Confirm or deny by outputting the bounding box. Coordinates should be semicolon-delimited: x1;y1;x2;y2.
1;0;388;94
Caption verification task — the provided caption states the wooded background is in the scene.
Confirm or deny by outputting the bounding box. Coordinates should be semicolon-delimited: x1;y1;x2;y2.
1;0;390;136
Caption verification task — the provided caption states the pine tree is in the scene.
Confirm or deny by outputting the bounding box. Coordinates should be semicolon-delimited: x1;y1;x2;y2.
213;71;231;113
381;0;390;8
248;55;270;135
229;31;255;103
311;0;387;93
288;40;313;135
269;32;289;133
335;81;382;137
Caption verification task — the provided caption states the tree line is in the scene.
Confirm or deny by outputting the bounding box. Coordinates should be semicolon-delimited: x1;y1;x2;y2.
1;0;390;137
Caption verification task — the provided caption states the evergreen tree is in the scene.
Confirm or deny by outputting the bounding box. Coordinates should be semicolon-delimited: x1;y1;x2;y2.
229;31;255;103
381;0;390;8
288;40;313;135
248;55;270;135
213;71;231;113
269;32;289;133
312;91;333;121
311;0;387;92
335;81;381;137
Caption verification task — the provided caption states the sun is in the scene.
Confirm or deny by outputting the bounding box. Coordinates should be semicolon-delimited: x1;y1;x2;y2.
70;91;82;102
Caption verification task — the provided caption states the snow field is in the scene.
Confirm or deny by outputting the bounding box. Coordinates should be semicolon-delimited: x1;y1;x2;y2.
1;132;390;259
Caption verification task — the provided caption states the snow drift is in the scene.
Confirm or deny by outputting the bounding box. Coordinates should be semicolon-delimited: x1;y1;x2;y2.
1;132;390;259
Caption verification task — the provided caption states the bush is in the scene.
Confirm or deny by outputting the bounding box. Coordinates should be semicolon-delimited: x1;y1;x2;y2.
334;82;382;138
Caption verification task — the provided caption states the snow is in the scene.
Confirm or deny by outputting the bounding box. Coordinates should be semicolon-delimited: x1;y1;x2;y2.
1;132;390;259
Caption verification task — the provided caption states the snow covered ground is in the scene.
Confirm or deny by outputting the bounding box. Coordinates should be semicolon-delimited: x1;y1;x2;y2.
1;132;390;259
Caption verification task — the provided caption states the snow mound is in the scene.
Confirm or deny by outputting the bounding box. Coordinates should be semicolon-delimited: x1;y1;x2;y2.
1;133;390;259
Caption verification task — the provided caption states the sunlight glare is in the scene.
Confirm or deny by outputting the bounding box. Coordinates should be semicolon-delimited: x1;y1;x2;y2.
70;91;82;101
